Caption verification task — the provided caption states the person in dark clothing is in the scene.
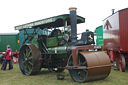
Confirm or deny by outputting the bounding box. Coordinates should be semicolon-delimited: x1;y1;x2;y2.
0;52;5;64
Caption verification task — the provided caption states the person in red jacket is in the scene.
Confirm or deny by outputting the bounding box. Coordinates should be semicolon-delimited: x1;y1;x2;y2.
3;45;13;70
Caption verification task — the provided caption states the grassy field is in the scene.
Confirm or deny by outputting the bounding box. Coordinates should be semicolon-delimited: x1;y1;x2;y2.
0;63;128;85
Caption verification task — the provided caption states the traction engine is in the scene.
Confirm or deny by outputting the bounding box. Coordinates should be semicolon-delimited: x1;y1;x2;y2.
15;7;111;83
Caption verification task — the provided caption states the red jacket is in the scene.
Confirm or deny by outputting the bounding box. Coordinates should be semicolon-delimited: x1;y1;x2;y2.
5;48;12;60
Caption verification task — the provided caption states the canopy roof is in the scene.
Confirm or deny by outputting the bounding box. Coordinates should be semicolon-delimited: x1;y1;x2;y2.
15;14;85;30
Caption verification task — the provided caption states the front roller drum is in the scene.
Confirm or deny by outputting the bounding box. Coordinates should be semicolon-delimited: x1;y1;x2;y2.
68;51;111;83
19;44;42;75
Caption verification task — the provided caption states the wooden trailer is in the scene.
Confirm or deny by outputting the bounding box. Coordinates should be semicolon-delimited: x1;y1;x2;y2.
103;8;128;72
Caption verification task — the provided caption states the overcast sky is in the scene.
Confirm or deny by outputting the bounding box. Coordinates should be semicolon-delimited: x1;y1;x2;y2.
0;0;128;33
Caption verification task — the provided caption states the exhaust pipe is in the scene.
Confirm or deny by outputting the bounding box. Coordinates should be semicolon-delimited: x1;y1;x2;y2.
112;9;115;15
69;7;77;42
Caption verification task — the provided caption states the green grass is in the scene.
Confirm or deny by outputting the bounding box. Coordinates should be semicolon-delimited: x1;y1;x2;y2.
0;63;128;85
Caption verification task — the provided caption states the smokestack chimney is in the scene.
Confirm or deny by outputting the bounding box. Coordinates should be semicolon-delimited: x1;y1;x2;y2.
112;9;115;15
69;7;77;42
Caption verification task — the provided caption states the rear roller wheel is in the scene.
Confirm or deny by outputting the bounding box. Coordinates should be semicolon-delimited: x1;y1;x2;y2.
19;44;42;75
118;54;126;72
68;53;88;83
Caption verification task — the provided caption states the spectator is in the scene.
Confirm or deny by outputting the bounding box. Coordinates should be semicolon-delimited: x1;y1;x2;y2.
1;55;6;70
0;52;5;64
3;45;13;70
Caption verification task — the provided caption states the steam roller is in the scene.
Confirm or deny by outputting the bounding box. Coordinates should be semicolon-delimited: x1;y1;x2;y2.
15;7;111;83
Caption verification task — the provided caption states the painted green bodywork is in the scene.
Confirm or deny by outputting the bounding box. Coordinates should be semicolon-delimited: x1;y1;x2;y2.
46;37;58;47
31;35;38;46
46;35;63;47
48;46;67;53
19;28;50;48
